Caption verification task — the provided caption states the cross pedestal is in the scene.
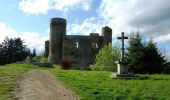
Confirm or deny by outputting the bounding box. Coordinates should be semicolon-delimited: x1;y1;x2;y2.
116;61;128;74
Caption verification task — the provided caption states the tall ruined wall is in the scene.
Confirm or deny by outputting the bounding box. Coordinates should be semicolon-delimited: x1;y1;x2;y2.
62;35;103;69
102;26;112;46
44;40;49;57
48;18;66;64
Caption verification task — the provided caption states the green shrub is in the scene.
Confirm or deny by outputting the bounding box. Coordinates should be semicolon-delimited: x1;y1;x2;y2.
90;43;120;72
41;57;48;62
32;56;42;62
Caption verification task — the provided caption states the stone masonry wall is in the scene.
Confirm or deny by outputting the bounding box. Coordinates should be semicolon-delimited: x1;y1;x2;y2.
46;17;112;69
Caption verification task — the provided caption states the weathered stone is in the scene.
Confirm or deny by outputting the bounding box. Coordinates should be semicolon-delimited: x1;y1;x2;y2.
44;40;49;57
25;56;31;63
47;17;112;69
102;26;112;46
48;18;66;64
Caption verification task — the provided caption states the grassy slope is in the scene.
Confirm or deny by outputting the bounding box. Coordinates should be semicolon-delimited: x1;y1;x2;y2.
0;64;170;100
0;64;40;100
50;69;170;100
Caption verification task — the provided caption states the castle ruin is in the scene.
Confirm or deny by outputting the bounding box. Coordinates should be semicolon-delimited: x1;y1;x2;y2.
45;18;112;69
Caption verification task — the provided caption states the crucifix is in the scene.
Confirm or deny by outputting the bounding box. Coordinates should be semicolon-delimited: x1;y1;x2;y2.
117;32;128;62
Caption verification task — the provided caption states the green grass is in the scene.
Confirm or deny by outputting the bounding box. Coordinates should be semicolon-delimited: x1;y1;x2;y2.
0;63;41;100
50;68;170;100
0;64;170;100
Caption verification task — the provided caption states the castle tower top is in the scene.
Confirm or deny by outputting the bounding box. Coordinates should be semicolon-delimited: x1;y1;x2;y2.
50;18;66;27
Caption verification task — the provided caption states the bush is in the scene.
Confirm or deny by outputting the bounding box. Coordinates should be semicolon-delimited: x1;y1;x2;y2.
90;43;120;72
41;57;48;62
59;58;72;69
32;56;42;62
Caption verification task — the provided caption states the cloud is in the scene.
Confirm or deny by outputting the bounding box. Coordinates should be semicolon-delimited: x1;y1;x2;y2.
19;0;50;15
50;0;92;11
0;22;48;53
68;17;102;35
154;33;170;43
95;0;170;41
19;0;93;15
20;32;48;53
0;23;18;42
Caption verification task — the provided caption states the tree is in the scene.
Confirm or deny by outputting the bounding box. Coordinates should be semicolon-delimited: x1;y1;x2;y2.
90;43;120;71
143;39;166;73
127;32;145;73
127;32;167;73
32;49;36;57
0;37;30;65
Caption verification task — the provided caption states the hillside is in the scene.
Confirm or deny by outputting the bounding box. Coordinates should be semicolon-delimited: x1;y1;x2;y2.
0;64;170;100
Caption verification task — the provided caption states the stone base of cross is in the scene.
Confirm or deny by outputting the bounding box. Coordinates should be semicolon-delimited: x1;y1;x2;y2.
116;61;128;74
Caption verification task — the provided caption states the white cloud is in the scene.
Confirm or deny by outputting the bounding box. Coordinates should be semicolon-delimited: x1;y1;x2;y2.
20;32;48;53
51;0;92;11
0;23;18;42
19;0;93;15
19;0;50;15
154;33;170;43
98;0;170;35
0;22;48;53
68;17;102;35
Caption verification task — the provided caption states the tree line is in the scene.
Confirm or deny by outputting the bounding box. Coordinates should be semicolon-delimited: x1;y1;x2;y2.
0;37;36;65
127;32;167;73
91;32;169;74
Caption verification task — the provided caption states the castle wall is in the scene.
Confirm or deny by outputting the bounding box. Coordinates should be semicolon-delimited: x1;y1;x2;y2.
102;26;112;46
62;35;103;69
47;17;112;69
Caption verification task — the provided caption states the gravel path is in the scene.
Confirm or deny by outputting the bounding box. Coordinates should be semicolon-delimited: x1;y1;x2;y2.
14;69;79;100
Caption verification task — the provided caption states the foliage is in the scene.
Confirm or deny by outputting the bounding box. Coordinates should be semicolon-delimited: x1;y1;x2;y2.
127;32;145;73
164;62;170;74
143;39;167;73
0;37;30;65
127;32;166;73
50;69;170;100
59;58;72;69
32;49;36;58
91;43;120;72
41;57;48;62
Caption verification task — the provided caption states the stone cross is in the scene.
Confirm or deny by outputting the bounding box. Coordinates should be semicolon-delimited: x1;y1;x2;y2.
117;32;128;62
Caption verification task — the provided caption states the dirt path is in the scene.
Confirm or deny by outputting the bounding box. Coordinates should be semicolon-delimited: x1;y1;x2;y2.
14;69;79;100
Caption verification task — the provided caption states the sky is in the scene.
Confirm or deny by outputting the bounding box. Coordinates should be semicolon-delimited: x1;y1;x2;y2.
0;0;170;61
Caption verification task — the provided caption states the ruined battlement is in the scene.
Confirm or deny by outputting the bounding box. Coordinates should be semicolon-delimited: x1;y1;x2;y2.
46;17;112;69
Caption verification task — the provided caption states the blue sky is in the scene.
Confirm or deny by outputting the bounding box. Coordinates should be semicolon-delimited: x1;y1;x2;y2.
0;0;170;61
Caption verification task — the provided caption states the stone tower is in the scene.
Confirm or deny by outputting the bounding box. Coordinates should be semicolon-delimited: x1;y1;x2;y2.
44;40;49;57
48;18;66;64
102;26;112;45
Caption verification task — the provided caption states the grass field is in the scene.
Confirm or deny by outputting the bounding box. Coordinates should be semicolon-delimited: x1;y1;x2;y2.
0;64;170;100
50;68;170;100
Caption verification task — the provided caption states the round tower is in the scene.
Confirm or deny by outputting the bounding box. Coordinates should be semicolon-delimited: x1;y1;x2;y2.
48;18;66;64
102;26;112;46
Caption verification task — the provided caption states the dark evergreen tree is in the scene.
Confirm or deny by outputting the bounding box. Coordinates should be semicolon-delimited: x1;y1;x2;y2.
127;32;145;73
0;37;30;65
143;39;166;73
32;49;36;57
